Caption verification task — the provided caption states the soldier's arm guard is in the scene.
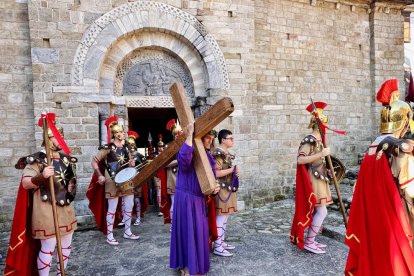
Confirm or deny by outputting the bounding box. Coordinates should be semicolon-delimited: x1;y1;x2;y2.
67;177;77;202
31;173;47;187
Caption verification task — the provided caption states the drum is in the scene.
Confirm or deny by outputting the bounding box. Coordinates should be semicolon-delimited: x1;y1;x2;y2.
114;167;138;191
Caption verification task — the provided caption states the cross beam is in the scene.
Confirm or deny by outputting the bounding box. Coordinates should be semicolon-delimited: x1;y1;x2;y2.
131;82;234;194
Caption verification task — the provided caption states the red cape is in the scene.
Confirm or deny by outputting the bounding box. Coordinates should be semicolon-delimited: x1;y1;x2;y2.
207;195;218;250
86;164;121;235
139;183;149;218
4;180;39;276
345;153;414;276
290;164;317;249
157;168;171;224
86;162;150;232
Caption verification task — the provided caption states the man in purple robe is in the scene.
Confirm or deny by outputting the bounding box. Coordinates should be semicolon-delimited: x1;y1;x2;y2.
170;123;220;275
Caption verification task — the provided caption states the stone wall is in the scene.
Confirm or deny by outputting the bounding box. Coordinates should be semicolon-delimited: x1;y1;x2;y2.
0;0;35;231
0;0;410;230
248;0;407;207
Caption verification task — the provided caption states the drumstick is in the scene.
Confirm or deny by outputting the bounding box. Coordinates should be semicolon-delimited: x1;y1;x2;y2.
134;160;151;171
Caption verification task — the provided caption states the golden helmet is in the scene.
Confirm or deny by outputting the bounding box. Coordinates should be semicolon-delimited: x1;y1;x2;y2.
158;134;164;147
166;119;183;138
38;112;69;154
104;116;124;143
377;79;413;134
126;130;139;148
306;102;329;129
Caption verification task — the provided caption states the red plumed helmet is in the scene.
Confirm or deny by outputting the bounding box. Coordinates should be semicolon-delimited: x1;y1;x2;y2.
376;79;399;105
105;116;119;128
158;134;164;147
38;112;56;127
127;130;139;139
104;116;119;143
305;102;327;113
166;119;176;131
37;112;70;155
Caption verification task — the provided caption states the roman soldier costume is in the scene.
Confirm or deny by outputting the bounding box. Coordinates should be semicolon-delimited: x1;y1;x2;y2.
154;134;165;216
5;113;77;276
290;101;343;254
345;79;414;275
212;129;238;257
213;148;239;214
125;130;148;226
160;120;182;225
87;116;139;246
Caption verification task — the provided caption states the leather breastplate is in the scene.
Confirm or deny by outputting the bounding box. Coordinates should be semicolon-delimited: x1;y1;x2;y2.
213;148;237;191
104;144;129;178
37;152;77;206
301;135;330;183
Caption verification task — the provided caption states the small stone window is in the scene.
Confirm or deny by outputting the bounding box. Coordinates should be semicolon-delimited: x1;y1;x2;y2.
403;11;411;43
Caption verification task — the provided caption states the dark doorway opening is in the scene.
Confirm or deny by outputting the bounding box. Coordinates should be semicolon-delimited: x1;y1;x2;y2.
128;107;178;207
128;107;178;148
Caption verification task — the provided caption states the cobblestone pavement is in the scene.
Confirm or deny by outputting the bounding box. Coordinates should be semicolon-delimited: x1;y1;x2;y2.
0;199;349;276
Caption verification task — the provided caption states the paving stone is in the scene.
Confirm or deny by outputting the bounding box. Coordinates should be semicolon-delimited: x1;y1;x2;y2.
0;199;349;275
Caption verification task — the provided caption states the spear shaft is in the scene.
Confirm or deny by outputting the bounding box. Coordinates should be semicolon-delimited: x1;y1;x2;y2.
310;97;348;228
42;114;66;275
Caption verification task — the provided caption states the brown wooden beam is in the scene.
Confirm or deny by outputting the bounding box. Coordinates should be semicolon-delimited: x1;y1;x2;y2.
131;82;234;193
131;134;186;188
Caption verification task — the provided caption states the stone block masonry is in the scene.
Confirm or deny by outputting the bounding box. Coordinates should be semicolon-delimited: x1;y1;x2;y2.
0;0;411;230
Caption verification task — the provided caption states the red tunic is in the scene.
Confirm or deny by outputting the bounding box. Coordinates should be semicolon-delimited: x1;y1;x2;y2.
157;168;171;224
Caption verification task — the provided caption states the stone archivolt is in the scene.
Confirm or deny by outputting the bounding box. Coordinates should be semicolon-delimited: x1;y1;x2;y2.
72;1;229;95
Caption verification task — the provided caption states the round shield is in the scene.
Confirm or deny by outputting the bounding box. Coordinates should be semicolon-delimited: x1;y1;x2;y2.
329;156;346;185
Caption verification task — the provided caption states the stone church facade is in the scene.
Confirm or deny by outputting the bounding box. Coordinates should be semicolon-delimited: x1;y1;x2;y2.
0;0;412;230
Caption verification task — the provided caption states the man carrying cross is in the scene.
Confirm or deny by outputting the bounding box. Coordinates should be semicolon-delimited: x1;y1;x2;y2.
170;123;220;276
127;82;234;274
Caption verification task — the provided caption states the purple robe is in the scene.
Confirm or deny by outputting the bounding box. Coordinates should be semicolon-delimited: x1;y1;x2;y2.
170;143;216;275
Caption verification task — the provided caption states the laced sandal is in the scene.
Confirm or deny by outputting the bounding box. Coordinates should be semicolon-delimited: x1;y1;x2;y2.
304;242;326;254
315;241;327;248
123;233;140;240
213;248;233;257
106;238;119;246
222;242;235;250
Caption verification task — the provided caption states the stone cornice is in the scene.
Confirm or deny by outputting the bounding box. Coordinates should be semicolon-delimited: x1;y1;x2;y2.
309;0;410;12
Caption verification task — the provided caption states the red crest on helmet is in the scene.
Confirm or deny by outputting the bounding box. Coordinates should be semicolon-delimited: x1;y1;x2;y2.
166;119;176;131
305;102;328;113
376;79;399;105
38;112;56;127
38;113;70;155
127;130;139;139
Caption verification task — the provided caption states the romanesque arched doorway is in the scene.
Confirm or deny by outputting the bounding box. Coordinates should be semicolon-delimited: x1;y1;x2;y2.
71;1;229;145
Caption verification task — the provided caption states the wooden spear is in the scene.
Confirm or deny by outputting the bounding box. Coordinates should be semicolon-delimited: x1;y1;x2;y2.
310;98;348;228
41;113;66;276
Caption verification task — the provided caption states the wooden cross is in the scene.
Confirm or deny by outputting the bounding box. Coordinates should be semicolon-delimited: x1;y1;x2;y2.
131;82;234;194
